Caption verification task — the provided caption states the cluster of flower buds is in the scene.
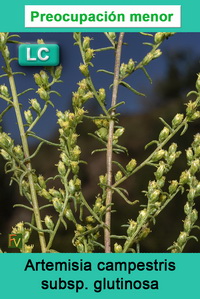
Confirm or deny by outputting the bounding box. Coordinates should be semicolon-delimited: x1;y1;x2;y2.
142;49;162;66
93;197;106;217
72;79;93;108
154;32;175;44
11;222;33;252
119;59;135;77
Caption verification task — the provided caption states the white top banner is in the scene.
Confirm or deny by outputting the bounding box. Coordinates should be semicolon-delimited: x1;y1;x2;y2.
25;5;181;28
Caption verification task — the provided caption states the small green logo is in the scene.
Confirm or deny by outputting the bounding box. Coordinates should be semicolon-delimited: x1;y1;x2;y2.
8;234;22;248
18;44;60;66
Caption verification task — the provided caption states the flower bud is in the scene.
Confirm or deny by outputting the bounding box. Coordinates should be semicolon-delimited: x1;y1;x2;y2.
115;171;123;182
156;176;165;189
83;36;91;50
55;65;62;79
85;48;94;62
24;110;33;124
74;178;81;191
71;145;81;161
179;170;191;185
189;159;200;175
86;216;95;223
0;33;6;45
65;208;75;222
1;148;10;160
127;220;137;236
68;179;75;194
82;91;93;102
142;53;153;65
159;127;170;143
79;64;89;77
39;189;52;200
114;128;125;138
186;147;193;162
73;32;80;41
24;229;31;243
126;159;137;172
4;46;10;59
190;209;198;224
193;133;200;147
0;85;9;97
13;145;24;160
151;149;165;162
30;98;41;114
34;73;43;86
99;175;107;185
154;32;165;44
37;87;49;100
38;175;46;189
139;227;151;240
57;161;66;176
184;202;191;215
187;188;196;202
76;224;85;233
155;161;165;179
52;197;63;212
40;70;49;85
44;215;54;230
184;218;191;233
70;161;79;174
172;113;184;128
149;189;160;203
96;127;108;140
168;180;178;194
108;32;116;40
127;58;135;72
153;49;162;59
98;88;106;102
177;231;187;246
120;63;127;76
114;243;123;253
137;209;147;223
0;132;12;148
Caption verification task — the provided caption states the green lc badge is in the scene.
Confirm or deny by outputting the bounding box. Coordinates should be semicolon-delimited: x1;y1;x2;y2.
18;44;60;66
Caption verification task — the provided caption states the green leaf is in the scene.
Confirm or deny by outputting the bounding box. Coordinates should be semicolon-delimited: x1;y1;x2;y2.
120;81;146;97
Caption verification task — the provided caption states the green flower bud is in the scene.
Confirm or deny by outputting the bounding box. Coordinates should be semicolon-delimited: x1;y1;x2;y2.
187;188;196;202
30;98;41;114
186;147;193;162
55;65;62;79
40;70;49;85
193;133;200;147
4;46;10;59
49;188;61;198
38;175;46;189
37;87;49;100
184;202;191;215
68;179;75;194
65;208;75;222
0;84;9;97
98;88;106;102
13;145;24;160
184;217;191;233
99;175;107;185
127;220;137;236
151;149;165;162
86;216;95;223
153;49;162;59
0;33;6;45
154;32;165;44
190;111;200;121
44;215;54;230
85;48;94;63
195;73;200;92
139;227;151;240
12;222;24;234
156;176;166;189
114;128;125;138
179;170;191;185
79;64;89;77
115;171;123;182
189;159;200;175
108;32;116;40
76;224;85;233
33;73;43;86
83;36;91;50
39;188;52;200
120;63;128;76
126;159;137;172
52;197;63;212
177;232;187;247
82;91;93;102
0;132;12;148
172;113;184;128
71;145;81;161
96;127;108;140
24;110;33;125
155;161;165;180
190;209;198;224
74;178;81;191
127;58;135;72
159;127;170;142
57;161;66;176
70;161;79;174
76;242;84;253
73;32;80;41
0;149;10;160
168;180;178;194
149;189;160;203
137;209;147;223
168;143;178;155
142;53;154;65
114;243;123;253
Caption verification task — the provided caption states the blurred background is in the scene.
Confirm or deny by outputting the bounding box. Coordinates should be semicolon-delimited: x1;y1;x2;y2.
1;32;200;252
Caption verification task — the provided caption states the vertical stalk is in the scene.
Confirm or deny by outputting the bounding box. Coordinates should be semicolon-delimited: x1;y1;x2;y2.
104;32;125;253
8;75;47;252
